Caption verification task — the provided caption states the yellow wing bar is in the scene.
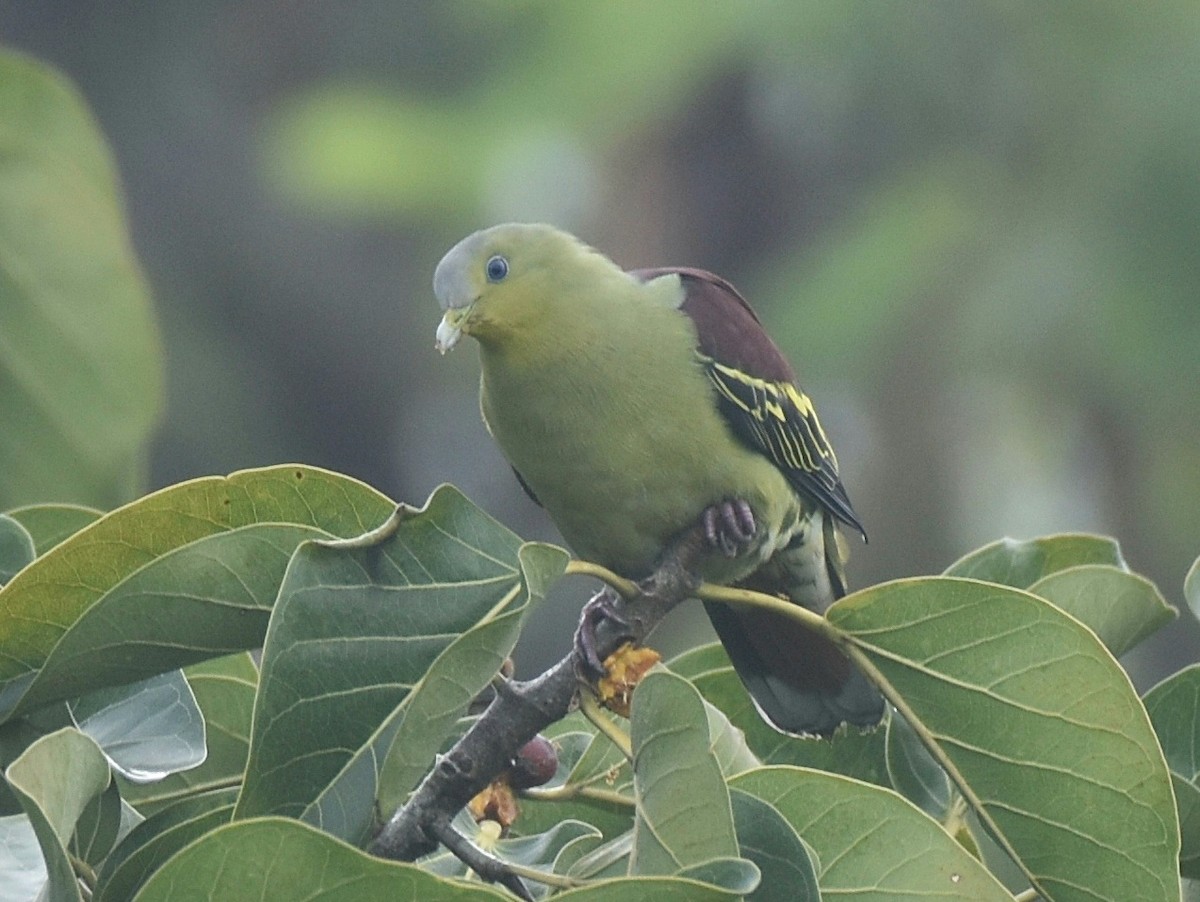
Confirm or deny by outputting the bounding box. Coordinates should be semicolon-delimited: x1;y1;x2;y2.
706;360;839;474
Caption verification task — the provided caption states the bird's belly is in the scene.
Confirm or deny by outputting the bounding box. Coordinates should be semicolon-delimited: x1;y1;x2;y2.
480;363;802;580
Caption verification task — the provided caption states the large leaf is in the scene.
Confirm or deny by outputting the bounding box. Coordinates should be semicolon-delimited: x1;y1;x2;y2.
668;643;889;785
131;815;747;901
0;813;47;900
1145;665;1200;783
69;669;205;783
0;465;393;722
376;541;569;815
130;816;509;901
629;670;738;876
422;809;602;882
830;576;1180;902
4;727;112;902
729;788;819;902
517;716;635;842
1172;774;1200;880
1186;556;1200;622
732;766;1011;899
0;515;35;586
1028;564;1174;656
944;533;1124;586
69;780;124;868
95;788;237;902
3;504;102;557
119;653;258;814
552;876;742;901
0;50;162;510
233;488;563;846
1144;665;1200;879
886;710;952;820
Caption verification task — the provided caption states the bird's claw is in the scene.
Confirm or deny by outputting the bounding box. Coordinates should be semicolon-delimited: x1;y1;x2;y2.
574;590;633;679
701;498;757;557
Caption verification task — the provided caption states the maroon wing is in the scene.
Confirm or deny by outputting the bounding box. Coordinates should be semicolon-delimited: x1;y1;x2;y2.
633;267;881;735
632;267;864;538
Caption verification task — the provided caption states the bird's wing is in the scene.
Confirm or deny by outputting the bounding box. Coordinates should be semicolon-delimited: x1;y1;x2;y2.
633;267;865;538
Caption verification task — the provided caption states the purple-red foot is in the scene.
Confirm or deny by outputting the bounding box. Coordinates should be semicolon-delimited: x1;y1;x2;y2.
574;590;633;679
702;498;757;556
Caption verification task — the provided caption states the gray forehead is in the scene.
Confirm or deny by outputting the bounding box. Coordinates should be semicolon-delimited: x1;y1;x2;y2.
432;230;488;311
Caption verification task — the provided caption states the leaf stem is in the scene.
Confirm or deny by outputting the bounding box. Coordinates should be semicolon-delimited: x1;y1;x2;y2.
564;559;639;598
70;851;97;893
502;861;584;890
522;783;635;808
695;582;840;643
579;691;633;761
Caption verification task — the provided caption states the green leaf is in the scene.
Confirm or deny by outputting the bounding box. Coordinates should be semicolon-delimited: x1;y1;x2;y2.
552;712;630;791
69;779;122;867
0;715;51;816
95;788;237;902
654;652;761;776
1172;774;1200;880
702;690;761;778
565;829;634;881
0;515;35;586
1029;564;1175;656
376;541;569;815
675;857;761;895
1143;662;1200;876
129;816;509;901
533;726;598;793
69;669;204;783
423;812;601;880
0;50;162;510
119;653;257;814
234;488;557;846
629;670;737;876
944;533;1124;587
492;819;601;873
552;875;742;901
515;719;633;842
1186;557;1200;622
831;576;1181;902
1145;664;1200;782
886;710;952;820
669;643;889;785
732;766;1012;900
729;788;819;901
4;727;112;902
3;504;102;556
0;813;46;900
0;464;393;723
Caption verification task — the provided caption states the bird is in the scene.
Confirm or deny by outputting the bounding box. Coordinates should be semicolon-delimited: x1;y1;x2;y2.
433;222;882;737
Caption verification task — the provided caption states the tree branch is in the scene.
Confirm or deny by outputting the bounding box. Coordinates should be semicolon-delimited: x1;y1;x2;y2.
368;527;707;874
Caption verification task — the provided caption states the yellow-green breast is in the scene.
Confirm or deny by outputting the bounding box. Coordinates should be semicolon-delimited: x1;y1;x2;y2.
475;274;804;582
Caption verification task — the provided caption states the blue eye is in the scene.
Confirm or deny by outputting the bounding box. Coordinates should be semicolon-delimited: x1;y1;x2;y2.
485;255;509;282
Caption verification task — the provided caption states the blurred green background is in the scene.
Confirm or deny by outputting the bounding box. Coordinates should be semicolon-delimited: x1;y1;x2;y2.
5;1;1198;677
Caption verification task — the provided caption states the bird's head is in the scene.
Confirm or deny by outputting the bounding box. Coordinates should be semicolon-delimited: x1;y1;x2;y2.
433;222;624;353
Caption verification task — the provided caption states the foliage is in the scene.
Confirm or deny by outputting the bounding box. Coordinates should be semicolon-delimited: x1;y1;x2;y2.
0;51;162;511
3;44;1198;902
0;467;1195;900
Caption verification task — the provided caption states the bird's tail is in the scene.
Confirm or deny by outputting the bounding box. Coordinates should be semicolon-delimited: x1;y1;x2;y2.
703;510;884;737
